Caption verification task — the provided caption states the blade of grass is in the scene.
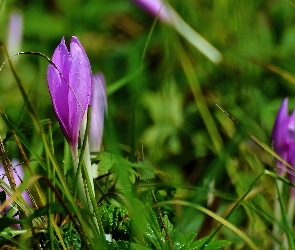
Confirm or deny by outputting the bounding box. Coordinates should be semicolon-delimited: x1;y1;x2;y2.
178;44;223;155
107;65;145;96
46;122;54;250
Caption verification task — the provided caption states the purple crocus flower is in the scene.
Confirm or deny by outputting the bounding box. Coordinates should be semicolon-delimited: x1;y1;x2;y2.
133;0;172;22
272;98;295;195
89;73;107;152
47;37;92;153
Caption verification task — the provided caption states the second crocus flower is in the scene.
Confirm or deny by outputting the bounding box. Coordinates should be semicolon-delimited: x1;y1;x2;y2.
89;73;107;153
272;98;295;191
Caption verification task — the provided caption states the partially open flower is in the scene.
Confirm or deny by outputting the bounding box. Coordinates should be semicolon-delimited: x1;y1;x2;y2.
46;36;92;152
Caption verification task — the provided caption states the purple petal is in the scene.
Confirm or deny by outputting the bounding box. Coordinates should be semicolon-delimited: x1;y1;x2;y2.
89;73;107;152
287;143;295;196
68;37;92;149
133;0;172;22
272;98;289;175
288;109;295;143
47;38;72;145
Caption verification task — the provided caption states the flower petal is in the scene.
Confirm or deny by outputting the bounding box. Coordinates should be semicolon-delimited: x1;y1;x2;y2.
47;37;72;144
133;0;171;22
272;98;289;175
67;36;92;148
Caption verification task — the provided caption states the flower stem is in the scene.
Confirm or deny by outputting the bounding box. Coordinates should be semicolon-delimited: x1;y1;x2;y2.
273;180;282;250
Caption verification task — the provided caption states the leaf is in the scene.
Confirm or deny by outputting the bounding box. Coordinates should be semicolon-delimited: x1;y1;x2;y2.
191;237;231;250
94;152;117;172
132;199;165;249
107;240;150;250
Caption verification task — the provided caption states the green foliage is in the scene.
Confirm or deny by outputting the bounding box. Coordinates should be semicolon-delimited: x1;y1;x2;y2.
162;215;231;250
1;0;295;249
98;204;131;240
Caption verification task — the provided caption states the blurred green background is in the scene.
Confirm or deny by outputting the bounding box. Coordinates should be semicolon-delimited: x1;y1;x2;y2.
1;0;295;248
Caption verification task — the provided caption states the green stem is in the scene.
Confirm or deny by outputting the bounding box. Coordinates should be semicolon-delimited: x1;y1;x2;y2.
81;154;106;247
46;123;54;250
273;180;283;250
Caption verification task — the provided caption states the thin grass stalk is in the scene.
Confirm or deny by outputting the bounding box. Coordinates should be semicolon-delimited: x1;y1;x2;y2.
283;194;295;249
178;45;223;155
46;122;54;250
273;180;283;250
287;195;295;228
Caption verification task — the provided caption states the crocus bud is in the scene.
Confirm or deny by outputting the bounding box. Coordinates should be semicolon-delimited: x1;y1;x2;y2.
46;37;92;152
89;73;107;152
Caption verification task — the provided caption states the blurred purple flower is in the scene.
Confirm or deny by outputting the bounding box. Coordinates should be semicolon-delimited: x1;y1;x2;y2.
133;0;172;22
6;11;23;56
89;73;107;152
0;160;31;228
47;37;92;152
272;98;295;195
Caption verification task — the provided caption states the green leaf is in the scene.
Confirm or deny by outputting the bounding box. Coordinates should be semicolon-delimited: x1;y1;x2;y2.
132;199;165;249
191;237;231;249
93;152;117;172
107;240;150;250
